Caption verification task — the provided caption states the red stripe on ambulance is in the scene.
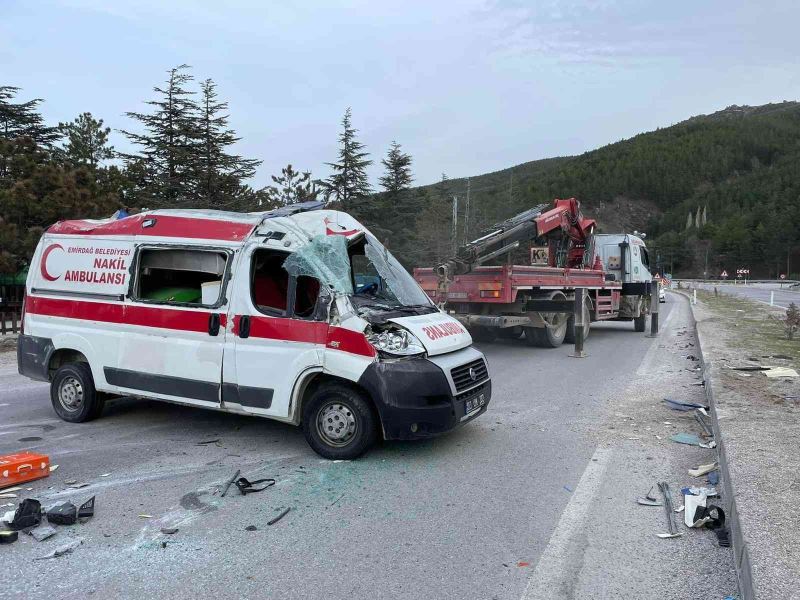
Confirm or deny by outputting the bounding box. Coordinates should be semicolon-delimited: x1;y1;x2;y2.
47;214;255;242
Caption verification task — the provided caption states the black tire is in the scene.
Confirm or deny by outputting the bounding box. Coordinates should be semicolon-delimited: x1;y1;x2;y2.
302;382;378;460
50;363;103;423
564;301;591;344
469;326;497;343
634;314;647;332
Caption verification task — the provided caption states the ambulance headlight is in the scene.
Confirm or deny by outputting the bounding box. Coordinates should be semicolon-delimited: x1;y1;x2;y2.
367;328;426;357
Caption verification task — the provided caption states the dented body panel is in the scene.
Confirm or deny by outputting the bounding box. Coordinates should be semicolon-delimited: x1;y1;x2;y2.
19;207;490;443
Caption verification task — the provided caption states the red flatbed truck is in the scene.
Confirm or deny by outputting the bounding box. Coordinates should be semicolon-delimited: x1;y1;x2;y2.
413;198;654;347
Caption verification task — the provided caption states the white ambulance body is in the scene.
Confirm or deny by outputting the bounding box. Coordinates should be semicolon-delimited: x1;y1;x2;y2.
18;203;491;458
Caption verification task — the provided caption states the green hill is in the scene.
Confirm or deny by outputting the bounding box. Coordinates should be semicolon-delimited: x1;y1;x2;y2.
354;101;800;278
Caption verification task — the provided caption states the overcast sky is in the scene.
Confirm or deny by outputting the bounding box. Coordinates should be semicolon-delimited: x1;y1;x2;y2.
3;0;799;188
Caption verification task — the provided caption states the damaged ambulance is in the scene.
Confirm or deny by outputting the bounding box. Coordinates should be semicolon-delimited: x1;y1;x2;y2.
17;202;491;458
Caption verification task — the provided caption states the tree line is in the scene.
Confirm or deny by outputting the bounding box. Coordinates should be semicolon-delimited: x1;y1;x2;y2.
0;65;416;275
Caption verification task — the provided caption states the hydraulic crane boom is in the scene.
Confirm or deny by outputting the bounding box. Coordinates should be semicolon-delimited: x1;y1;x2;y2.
436;197;597;287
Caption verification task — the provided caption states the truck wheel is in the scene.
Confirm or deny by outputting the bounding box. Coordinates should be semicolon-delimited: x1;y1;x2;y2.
564;301;591;344
302;382;378;460
524;323;567;348
634;314;647;332
50;363;103;423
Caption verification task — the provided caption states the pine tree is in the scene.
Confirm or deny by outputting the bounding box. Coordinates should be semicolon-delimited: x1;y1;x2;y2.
194;78;261;207
686;212;693;230
121;65;200;207
324;107;372;208
267;164;319;206
0;86;61;147
58;112;114;169
378;141;413;196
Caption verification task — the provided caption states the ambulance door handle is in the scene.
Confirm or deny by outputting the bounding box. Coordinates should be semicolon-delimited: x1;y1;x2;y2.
208;313;221;337
239;315;251;339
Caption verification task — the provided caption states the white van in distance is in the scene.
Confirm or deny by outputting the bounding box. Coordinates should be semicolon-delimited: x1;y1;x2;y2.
17;202;491;459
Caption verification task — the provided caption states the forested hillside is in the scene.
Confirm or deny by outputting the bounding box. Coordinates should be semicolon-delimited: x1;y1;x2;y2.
357;102;800;278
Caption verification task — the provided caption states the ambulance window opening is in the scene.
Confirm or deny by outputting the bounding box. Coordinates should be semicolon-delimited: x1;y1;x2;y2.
132;247;230;308
250;248;292;317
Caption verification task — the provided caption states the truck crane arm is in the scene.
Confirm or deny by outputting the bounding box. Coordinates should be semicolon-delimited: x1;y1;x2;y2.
436;197;596;283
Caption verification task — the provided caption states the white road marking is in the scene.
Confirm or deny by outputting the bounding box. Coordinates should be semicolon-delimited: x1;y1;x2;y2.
521;447;611;600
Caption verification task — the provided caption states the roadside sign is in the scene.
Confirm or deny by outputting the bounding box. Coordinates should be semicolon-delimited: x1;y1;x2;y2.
780;274;786;280
720;270;728;278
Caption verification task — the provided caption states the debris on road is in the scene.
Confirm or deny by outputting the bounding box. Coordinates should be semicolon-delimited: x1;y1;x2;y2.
69;483;90;489
688;462;718;477
49;464;59;472
160;527;179;535
47;501;78;525
138;514;154;519
708;471;720;485
235;477;276;495
10;498;42;530
100;473;111;478
0;529;19;544
0;493;17;499
268;507;291;526
656;482;682;538
64;479;77;485
220;469;241;498
699;440;717;449
670;433;702;446
245;525;258;531
663;398;708;412
35;537;83;560
196;439;221;445
78;496;95;520
636;486;662;506
763;366;798;378
28;523;57;541
684;490;709;528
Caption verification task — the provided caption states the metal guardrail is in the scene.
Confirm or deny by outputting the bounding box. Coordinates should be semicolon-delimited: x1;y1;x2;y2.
1;311;21;335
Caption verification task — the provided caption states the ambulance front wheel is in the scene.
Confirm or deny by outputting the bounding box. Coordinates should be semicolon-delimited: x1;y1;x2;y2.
50;363;104;423
302;382;378;460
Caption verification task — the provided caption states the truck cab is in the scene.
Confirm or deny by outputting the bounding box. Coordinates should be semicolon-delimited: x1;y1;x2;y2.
18;205;491;459
593;233;653;288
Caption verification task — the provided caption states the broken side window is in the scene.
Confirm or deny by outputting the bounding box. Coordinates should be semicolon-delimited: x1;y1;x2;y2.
282;235;354;296
134;248;228;306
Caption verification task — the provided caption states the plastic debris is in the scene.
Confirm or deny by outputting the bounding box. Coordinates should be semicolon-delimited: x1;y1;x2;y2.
689;462;718;477
35;537;82;560
699;440;717;449
763;367;798;378
161;527;179;535
267;507;291;526
0;493;17;499
0;529;19;544
684;490;708;528
138;514;153;519
49;465;59;472
10;498;42;530
670;433;702;446
100;473;111;478
47;502;77;525
708;471;720;486
78;496;95;520
28;524;57;542
663;398;708;412
69;483;89;489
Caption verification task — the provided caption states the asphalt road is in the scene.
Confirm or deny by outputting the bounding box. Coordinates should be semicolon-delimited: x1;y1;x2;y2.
691;282;800;310
0;295;737;599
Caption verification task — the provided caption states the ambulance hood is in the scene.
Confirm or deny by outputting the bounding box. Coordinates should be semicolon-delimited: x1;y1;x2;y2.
387;312;472;356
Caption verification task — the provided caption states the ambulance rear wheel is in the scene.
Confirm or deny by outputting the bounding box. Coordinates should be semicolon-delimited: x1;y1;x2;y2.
50;363;103;423
303;382;378;460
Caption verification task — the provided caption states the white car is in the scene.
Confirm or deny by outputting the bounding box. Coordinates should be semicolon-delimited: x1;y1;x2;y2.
659;287;666;303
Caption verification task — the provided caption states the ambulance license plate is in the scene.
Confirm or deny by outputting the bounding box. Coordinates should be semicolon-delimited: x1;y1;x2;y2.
463;393;486;418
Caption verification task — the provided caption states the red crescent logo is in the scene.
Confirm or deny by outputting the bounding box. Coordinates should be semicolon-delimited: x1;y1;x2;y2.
323;217;359;237
40;243;64;281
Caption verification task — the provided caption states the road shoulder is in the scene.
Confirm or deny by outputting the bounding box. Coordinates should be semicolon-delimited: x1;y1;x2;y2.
690;289;800;600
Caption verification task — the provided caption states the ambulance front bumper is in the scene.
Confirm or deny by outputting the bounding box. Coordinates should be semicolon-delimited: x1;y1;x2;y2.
357;347;491;441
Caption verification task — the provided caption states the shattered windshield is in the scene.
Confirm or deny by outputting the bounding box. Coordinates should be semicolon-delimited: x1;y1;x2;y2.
282;233;434;314
351;234;434;310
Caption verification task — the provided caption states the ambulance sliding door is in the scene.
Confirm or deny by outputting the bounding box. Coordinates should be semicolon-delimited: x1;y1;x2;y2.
108;246;232;408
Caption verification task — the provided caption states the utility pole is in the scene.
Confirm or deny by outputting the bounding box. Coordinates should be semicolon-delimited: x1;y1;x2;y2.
463;178;470;243
452;195;459;253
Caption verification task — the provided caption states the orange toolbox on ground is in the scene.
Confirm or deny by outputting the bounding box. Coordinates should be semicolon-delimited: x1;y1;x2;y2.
0;452;50;490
